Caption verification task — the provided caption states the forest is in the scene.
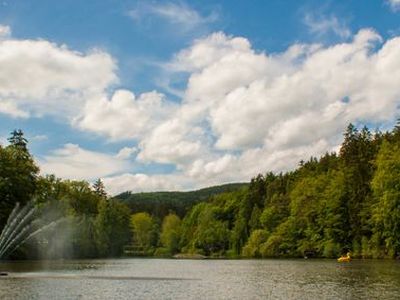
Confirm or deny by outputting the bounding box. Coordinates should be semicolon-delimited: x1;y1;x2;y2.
117;183;248;220
1;122;400;259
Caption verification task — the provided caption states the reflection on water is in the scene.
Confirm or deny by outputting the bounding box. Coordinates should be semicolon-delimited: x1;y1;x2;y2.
0;259;399;299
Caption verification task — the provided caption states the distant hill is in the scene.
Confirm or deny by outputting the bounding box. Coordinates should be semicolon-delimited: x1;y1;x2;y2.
113;183;249;219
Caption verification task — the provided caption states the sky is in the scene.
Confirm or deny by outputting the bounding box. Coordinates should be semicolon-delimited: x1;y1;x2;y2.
0;0;400;194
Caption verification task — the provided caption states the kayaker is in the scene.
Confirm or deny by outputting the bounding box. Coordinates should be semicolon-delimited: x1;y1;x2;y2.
337;252;351;262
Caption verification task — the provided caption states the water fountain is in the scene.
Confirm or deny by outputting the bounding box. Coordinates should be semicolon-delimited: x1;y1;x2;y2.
0;201;63;260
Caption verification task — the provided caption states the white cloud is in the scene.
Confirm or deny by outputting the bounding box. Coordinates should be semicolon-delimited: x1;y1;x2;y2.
4;24;400;194
103;173;183;195
0;27;175;142
74;89;176;140
135;29;400;191
0;25;11;38
192;30;391;151
137;115;206;166
39;144;130;181
387;0;400;11
168;32;264;73
116;146;138;159
0;36;117;119
304;13;351;39
138;32;272;163
186;140;332;185
0;135;7;146
128;2;217;33
0;99;29;118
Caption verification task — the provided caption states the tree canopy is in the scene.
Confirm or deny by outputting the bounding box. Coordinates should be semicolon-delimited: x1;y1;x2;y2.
1;123;400;259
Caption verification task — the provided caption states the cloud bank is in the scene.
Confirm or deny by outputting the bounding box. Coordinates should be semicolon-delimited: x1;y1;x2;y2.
2;24;400;194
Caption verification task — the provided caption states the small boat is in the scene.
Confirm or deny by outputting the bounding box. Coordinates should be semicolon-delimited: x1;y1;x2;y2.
337;252;351;262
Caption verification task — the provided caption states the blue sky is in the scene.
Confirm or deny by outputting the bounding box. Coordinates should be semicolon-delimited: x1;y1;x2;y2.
0;0;400;194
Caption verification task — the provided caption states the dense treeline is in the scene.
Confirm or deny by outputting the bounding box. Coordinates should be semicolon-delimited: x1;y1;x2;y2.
1;122;400;260
116;183;248;220
34;177;131;258
0;130;243;259
125;123;400;259
0;130;131;259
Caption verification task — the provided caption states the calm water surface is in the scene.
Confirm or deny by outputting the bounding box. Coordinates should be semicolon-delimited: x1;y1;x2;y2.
0;258;399;299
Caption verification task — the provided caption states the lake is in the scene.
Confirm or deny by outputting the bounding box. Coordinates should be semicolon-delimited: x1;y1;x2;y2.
0;258;399;299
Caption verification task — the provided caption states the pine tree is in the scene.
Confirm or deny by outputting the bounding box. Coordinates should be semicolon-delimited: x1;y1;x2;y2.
0;130;39;230
8;129;28;151
371;140;400;257
93;179;107;199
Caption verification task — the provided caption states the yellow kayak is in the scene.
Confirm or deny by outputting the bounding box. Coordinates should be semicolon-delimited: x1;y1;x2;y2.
337;252;351;262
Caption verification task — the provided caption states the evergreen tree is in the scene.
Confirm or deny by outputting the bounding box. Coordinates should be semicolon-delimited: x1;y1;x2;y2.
93;179;107;199
339;124;374;248
8;129;28;151
0;130;39;230
371;140;400;257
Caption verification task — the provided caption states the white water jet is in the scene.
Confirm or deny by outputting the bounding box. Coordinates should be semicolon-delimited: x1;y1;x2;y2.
0;207;37;255
0;202;63;259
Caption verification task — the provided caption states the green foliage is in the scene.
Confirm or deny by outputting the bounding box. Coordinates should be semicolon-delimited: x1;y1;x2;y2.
322;239;340;258
8;129;28;151
180;202;230;256
193;209;229;256
3;123;400;260
153;247;171;257
73;215;97;258
0;130;133;259
160;213;182;254
165;123;400;258
340;125;376;246
0;130;39;229
65;181;100;216
242;229;269;257
130;212;157;253
260;219;297;257
93;179;107;199
114;183;248;219
179;202;208;253
371;140;400;257
96;199;131;257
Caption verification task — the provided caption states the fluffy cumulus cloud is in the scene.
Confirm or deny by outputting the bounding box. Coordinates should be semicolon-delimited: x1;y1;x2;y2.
128;29;400;194
40;144;131;181
137;115;207;166
3;22;400;194
0;34;117;118
75;89;176;140
0;25;176;140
